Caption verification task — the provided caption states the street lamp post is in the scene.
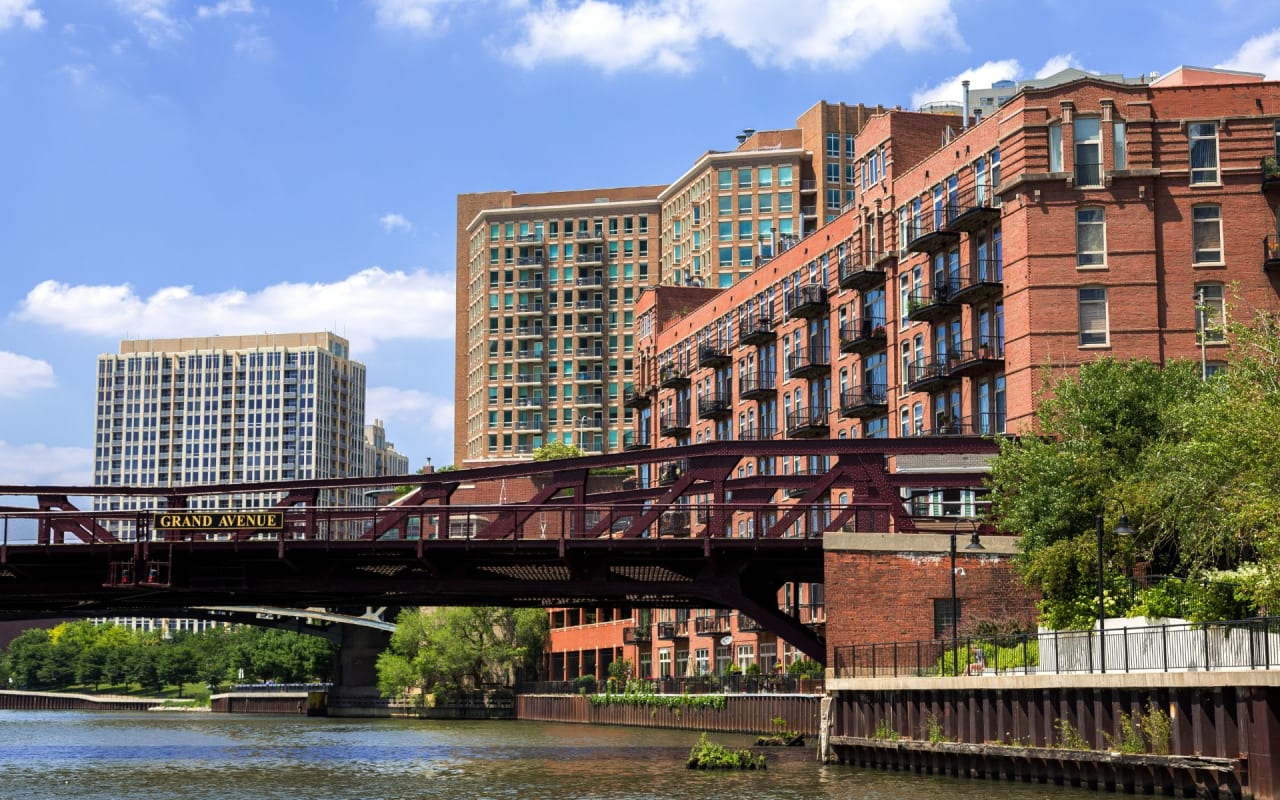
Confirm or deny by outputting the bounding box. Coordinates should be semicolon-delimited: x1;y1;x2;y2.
951;520;985;676
1195;288;1208;381
1095;500;1135;673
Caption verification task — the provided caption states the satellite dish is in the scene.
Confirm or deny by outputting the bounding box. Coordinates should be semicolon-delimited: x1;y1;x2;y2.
719;635;733;646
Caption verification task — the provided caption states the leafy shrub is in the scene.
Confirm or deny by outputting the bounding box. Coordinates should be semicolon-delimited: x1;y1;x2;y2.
786;658;823;677
687;733;765;770
572;674;597;695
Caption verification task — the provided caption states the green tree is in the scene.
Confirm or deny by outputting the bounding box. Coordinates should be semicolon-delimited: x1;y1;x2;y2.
532;442;585;461
989;358;1206;628
376;606;548;699
4;629;54;689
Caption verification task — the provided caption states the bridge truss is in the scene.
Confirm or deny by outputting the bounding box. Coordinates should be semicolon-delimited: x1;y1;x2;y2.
0;439;998;662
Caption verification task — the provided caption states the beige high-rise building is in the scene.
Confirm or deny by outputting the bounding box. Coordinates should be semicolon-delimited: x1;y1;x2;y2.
455;102;886;465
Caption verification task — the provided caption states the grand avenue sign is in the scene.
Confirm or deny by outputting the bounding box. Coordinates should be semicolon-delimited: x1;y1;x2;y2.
152;511;285;531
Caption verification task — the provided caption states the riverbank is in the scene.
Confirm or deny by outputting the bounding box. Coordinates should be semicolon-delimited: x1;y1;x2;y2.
517;693;821;737
0;689;174;712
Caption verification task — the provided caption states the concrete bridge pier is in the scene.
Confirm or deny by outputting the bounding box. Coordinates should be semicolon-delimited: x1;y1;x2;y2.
328;624;391;712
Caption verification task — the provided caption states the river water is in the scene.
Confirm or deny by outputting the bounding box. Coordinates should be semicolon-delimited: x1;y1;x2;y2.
0;711;1097;800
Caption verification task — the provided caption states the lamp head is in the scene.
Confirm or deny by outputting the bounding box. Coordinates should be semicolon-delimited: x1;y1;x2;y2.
964;531;985;550
1113;514;1136;537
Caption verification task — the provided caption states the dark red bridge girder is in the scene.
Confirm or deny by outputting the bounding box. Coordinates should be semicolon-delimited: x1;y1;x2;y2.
0;438;1000;663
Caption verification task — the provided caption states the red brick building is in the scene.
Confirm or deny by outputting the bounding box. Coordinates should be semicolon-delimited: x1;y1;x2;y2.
540;67;1280;678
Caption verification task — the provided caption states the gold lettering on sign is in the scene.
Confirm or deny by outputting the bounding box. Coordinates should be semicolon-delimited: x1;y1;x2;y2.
153;511;284;531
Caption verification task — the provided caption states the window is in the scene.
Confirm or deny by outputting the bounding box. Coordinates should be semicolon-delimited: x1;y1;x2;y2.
827;188;841;210
1076;208;1106;267
845;134;856;158
738;168;752;189
717;169;732;190
758;193;773;213
826;133;840;157
1113;120;1127;170
1074;117;1102;186
759;166;773;187
1195;284;1226;344
738;194;752;214
1189;122;1219;184
933;599;959;638
1048;122;1063;172
1192;204;1222;264
718;195;731;215
1078;287;1109;346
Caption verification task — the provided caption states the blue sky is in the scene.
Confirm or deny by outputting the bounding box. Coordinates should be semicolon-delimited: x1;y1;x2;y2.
2;0;1280;484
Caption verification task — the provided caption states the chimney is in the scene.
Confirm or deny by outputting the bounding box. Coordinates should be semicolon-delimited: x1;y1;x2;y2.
962;80;971;129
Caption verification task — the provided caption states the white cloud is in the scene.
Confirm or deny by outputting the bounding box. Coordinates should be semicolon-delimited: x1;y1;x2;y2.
502;0;962;73
197;0;255;18
0;441;92;485
366;386;453;434
911;58;1020;109
0;351;56;398
0;0;44;30
372;0;457;34
1035;52;1083;80
379;212;413;232
233;24;272;58
58;62;95;87
114;0;181;47
1218;27;1280;79
15;268;455;354
506;0;698;73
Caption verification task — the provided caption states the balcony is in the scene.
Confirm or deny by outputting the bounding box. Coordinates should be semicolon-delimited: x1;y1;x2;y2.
576;346;604;360
783;466;821;498
697;392;733;420
659;364;690;389
515;396;543;408
575;393;604;407
906;215;961;254
622;625;651;645
659;411;691;437
738;424;775;441
906;355;959;393
785;284;828;320
738;314;776;345
575;370;604;384
577;322;604;336
950;259;1004;305
515;325;544;339
785;406;830;438
575;229;604;244
799;179;818;193
515;260;544;272
738;374;776;400
659;511;690;536
514;416;543;433
514;348;544;363
786;345;830;380
838;316;887;356
697;342;731;369
737;614;762;633
838;384;889;419
575;250;604;266
656;621;688;640
944;183;1001;233
693;613;732;635
945;337;1005;379
514;372;544;386
657;459;686;485
837;254;887;292
623;388;651;408
906;284;961;324
1266;235;1280;273
577;415;604;432
515;302;545;317
622;431;650;451
575;299;605;311
516;233;544;245
576;274;605;289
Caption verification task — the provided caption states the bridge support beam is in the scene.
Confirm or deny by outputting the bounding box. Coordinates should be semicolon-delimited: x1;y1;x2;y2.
330;624;392;705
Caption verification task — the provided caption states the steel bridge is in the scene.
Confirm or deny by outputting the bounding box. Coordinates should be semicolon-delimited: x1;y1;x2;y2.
0;439;997;662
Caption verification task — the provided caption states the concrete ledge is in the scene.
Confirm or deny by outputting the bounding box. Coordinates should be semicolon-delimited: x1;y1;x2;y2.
824;531;1019;555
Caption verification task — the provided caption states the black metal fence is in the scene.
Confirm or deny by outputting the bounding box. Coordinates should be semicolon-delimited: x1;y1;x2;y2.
831;617;1280;678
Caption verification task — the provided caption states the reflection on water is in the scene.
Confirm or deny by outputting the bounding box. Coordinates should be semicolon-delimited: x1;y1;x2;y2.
0;711;1095;800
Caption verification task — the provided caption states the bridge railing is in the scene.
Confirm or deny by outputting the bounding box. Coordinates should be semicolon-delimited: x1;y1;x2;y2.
831;616;1280;678
1;500;891;545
